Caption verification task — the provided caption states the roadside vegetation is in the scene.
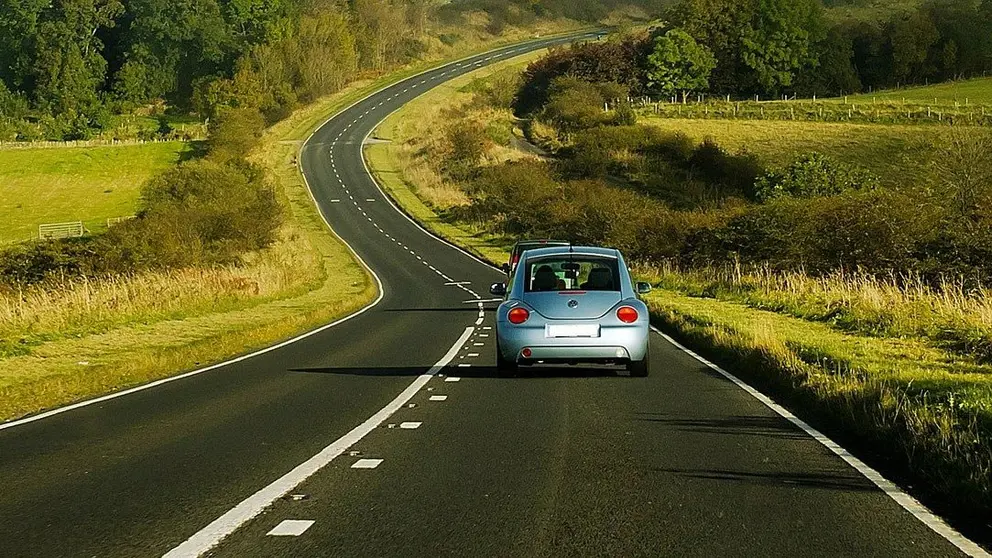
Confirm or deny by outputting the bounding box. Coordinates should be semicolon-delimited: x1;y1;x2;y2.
364;3;992;542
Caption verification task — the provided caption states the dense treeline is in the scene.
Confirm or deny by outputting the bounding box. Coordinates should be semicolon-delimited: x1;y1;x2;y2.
511;0;992;103
672;0;992;96
0;0;669;141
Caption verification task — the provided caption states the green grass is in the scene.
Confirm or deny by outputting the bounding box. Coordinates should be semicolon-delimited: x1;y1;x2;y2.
0;142;190;243
844;76;992;105
639;117;954;187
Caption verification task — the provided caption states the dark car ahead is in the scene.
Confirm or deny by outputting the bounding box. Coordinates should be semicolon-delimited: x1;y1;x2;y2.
503;239;570;275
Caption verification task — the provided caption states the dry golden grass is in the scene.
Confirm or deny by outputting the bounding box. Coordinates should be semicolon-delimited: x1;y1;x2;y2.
638;262;992;363
0;233;321;355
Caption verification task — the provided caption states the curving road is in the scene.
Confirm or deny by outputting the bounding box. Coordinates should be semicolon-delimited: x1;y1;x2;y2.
0;33;983;558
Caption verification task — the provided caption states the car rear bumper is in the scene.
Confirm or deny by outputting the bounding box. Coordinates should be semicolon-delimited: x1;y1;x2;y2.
497;323;649;363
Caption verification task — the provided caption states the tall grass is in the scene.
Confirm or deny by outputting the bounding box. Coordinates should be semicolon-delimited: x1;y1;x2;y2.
0;233;321;358
638;262;992;363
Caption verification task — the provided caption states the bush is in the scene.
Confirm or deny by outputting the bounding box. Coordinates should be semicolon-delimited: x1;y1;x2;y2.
207;107;266;163
754;152;879;202
0;160;282;285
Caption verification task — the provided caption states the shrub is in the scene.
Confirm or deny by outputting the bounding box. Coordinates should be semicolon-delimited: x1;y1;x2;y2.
206;107;267;163
754;152;879;202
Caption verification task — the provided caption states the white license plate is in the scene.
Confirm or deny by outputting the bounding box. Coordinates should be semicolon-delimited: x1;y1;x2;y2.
546;324;600;338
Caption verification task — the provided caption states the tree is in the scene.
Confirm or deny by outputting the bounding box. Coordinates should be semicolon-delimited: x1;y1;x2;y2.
646;28;716;102
31;0;124;114
224;0;291;45
740;0;825;91
118;0;232;104
668;0;825;94
886;11;938;83
0;0;47;90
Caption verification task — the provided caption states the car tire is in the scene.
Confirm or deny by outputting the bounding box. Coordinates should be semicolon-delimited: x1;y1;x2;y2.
629;346;650;377
495;340;517;378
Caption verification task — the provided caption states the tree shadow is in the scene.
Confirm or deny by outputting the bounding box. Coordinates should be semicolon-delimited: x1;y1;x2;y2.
633;414;810;442
651;466;876;492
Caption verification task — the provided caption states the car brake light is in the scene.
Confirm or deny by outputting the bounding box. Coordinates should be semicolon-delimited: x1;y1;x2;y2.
508;307;530;324
617;306;638;323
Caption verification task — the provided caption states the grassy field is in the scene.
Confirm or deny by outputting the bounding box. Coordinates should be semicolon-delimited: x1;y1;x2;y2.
639;117;968;187
845;76;992;105
0;142;190;243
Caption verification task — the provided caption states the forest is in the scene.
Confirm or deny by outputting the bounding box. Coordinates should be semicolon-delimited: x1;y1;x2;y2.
0;0;656;142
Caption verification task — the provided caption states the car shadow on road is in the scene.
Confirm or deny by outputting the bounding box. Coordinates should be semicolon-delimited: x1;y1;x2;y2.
651;466;876;492
289;365;629;379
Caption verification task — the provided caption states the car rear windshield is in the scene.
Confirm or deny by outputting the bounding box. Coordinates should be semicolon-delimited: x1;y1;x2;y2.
524;256;620;292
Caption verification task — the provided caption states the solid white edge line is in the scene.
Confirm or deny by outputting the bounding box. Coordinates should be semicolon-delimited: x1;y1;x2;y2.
163;327;474;558
650;326;989;558
0;32;596;432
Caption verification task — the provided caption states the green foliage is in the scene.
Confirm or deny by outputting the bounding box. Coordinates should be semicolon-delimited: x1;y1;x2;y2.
206;106;266;163
541;76;627;135
646;28;716;100
754;152;879;201
514;36;652;115
444;120;491;177
740;0;826;91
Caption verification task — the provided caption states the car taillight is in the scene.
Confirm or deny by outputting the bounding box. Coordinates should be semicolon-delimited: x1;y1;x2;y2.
617;306;638;323
508;307;530;324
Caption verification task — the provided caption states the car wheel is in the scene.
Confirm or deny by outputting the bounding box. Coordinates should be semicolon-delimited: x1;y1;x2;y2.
628;346;650;377
495;340;517;378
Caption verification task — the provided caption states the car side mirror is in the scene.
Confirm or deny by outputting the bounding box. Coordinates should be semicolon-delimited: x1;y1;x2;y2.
636;282;653;295
490;283;507;296
501;263;511;274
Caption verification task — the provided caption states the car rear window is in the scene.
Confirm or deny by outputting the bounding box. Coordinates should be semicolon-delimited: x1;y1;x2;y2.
524;256;620;292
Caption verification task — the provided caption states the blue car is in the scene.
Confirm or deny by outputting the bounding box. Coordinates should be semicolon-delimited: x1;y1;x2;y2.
490;246;653;377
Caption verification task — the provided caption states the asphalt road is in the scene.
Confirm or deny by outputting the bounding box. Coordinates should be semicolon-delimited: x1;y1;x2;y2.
0;33;981;558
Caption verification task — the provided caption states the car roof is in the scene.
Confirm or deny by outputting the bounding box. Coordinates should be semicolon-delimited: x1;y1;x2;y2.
522;246;619;259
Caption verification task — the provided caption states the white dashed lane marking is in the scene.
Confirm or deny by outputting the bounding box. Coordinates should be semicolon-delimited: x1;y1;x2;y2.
429;395;448;402
399;422;422;429
445;377;461;382
267;520;315;537
351;459;383;469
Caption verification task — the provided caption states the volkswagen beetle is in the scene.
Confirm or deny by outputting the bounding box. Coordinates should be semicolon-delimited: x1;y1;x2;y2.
490;246;653;377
